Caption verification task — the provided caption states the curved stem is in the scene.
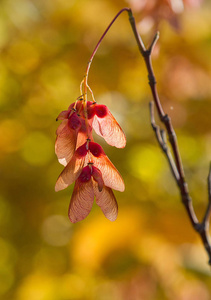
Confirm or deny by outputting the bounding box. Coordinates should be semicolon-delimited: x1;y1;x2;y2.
82;7;130;102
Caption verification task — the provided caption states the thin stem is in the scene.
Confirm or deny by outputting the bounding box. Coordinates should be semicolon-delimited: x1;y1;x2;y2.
127;9;146;55
149;102;179;183
203;164;211;226
87;84;96;103
83;7;130;102
148;32;160;54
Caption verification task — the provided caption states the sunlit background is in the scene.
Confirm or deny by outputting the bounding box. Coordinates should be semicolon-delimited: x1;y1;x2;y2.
0;0;211;299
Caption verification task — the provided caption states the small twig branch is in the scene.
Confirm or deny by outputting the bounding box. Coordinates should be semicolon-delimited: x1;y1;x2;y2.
127;9;211;265
204;164;211;226
150;102;180;183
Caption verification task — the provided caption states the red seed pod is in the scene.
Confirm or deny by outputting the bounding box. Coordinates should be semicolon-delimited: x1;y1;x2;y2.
68;112;81;130
87;101;96;119
78;166;92;183
75;143;88;157
89;142;104;157
95;104;108;118
79;101;96;119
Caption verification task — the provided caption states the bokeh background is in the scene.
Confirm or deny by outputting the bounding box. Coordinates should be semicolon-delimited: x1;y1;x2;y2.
0;0;211;299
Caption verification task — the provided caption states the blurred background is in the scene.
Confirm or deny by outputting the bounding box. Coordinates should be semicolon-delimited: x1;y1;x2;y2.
0;0;211;299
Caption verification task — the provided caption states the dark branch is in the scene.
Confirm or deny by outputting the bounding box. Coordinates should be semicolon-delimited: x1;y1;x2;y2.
149;102;180;183
127;9;211;265
204;163;211;226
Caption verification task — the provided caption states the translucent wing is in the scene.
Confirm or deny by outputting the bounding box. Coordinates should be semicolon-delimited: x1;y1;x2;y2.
55;155;85;191
92;153;125;192
93;181;118;221
55;113;82;166
56;120;67;135
55;123;78;166
56;110;70;121
92;109;126;148
76;131;87;149
68;180;94;223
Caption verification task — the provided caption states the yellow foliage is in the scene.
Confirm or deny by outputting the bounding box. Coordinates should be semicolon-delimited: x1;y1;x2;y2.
0;0;211;299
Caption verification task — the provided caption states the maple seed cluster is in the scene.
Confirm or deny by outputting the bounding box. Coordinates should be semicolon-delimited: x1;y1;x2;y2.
55;99;126;223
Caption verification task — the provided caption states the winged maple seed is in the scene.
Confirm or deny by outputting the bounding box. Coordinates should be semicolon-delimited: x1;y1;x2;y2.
55;98;126;223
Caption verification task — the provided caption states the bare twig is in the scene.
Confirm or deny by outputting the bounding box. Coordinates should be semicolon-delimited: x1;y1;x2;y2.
127;9;211;265
204;163;211;226
149;102;179;183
